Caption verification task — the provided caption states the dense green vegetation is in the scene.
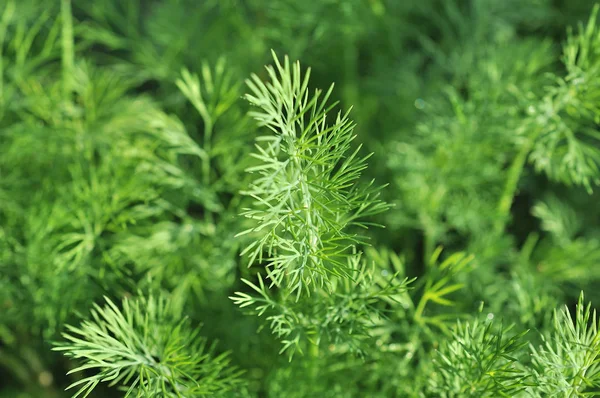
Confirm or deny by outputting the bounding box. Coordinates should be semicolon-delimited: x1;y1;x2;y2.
2;0;600;396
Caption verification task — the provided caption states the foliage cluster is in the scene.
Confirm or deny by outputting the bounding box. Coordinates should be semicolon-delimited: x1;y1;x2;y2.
2;0;600;396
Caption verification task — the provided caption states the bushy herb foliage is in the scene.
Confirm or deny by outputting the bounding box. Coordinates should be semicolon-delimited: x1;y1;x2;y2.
2;0;600;396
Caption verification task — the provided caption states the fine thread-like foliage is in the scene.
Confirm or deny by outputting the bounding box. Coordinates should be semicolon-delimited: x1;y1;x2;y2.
528;292;600;396
238;52;388;297
3;1;600;397
231;254;413;360
53;294;243;398
528;5;600;192
429;316;530;397
428;293;600;397
227;52;397;360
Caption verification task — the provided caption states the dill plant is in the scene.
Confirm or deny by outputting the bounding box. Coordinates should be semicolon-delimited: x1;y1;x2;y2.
2;0;600;397
237;52;388;294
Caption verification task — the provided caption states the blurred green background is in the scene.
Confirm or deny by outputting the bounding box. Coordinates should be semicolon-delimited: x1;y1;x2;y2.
2;0;600;396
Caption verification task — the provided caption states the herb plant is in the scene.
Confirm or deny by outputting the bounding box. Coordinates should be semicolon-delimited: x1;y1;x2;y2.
2;0;600;397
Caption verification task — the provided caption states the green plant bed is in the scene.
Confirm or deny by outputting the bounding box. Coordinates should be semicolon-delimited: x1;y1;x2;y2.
2;0;600;396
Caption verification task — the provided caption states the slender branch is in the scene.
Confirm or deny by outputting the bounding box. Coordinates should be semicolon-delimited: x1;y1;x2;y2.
495;128;542;235
0;1;14;109
61;0;73;98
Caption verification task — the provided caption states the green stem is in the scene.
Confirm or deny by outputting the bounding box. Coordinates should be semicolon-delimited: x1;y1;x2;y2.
343;37;359;108
414;276;434;324
309;342;319;358
202;119;213;187
423;227;434;268
291;146;319;295
494;129;541;235
0;1;15;108
61;0;73;98
413;295;428;324
308;342;320;379
202;119;215;226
